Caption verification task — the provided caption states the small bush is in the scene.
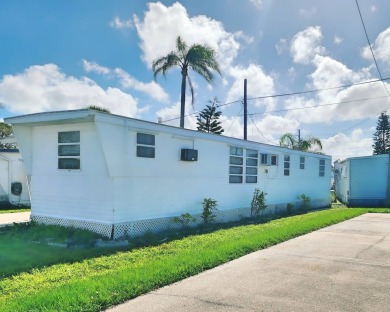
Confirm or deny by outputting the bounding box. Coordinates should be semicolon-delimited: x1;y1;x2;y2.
286;203;294;215
298;194;311;211
251;188;267;219
172;213;196;228
201;198;218;225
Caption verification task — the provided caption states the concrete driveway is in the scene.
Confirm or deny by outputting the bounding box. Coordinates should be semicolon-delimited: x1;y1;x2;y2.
0;211;30;227
107;213;390;312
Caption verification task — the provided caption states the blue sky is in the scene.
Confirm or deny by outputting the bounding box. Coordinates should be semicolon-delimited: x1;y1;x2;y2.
1;0;389;160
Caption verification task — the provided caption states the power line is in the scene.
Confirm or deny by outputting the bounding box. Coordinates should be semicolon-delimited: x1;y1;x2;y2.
247;111;275;144
160;78;390;123
246;78;389;102
355;0;390;96
245;95;389;117
225;104;244;135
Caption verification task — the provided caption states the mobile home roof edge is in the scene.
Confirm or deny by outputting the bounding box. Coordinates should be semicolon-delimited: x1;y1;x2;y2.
5;109;331;159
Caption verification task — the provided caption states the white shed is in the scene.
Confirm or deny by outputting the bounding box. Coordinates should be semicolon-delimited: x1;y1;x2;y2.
0;149;31;207
334;155;389;207
5;109;331;238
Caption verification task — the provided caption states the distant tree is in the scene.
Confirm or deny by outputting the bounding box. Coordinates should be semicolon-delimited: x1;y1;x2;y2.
196;97;224;135
0;122;16;149
372;112;390;155
152;36;221;128
86;105;110;113
279;132;322;153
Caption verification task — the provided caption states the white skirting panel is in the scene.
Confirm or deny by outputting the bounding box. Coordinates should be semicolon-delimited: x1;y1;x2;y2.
31;198;330;239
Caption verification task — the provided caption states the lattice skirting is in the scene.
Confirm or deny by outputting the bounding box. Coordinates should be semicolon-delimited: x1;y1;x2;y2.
31;198;330;239
31;215;113;238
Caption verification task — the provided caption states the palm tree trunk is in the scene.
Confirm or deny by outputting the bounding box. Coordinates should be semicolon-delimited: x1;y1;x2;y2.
180;72;186;128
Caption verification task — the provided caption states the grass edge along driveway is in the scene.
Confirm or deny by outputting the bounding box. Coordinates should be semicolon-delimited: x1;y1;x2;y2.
1;208;388;311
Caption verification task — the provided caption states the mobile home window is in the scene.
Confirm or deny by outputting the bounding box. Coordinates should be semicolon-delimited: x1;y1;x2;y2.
284;155;290;176
137;133;155;158
229;146;243;183
319;159;325;177
271;155;278;165
246;149;258;183
300;156;305;170
260;153;278;166
58;131;80;170
260;153;268;165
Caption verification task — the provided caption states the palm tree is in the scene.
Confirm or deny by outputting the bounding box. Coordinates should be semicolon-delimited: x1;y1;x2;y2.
279;133;323;152
152;36;221;128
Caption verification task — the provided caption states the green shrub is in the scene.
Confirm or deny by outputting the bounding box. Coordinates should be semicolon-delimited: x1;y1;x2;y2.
172;213;196;228
298;194;311;211
250;188;267;218
201;198;218;225
286;203;294;215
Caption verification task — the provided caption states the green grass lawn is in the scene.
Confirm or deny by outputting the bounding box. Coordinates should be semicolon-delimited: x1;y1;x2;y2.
0;206;30;214
0;207;389;311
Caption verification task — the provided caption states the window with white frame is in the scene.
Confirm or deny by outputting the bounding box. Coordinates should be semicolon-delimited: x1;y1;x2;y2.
284;155;290;176
319;159;325;177
246;149;258;183
260;153;278;166
137;133;155;158
58;131;80;170
300;156;305;169
229;147;243;183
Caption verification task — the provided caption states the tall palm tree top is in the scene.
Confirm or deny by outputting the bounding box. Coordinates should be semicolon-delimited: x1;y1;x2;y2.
152;36;221;128
279;132;323;153
152;36;221;83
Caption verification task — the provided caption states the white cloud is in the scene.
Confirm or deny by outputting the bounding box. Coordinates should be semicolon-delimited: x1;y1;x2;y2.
226;63;275;110
114;68;169;102
249;0;263;10
0;64;139;117
82;59;110;75
133;2;242;71
234;31;254;45
333;35;343;45
310;55;366;89
156;101;198;130
221;114;298;145
288;67;296;80
290;26;326;64
323;129;372;161
109;16;133;29
299;7;317;18
370;5;377;12
275;38;288;55
362;27;390;64
82;59;169;102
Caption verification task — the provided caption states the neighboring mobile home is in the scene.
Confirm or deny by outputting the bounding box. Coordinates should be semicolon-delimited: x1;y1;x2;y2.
334;155;389;207
0;149;31;207
5;109;331;238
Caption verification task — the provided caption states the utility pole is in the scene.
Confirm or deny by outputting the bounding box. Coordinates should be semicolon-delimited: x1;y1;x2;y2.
298;129;301;143
244;79;247;140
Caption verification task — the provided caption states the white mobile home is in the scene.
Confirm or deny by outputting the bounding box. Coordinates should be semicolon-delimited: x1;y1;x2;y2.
0;149;31;207
5;109;331;238
334;155;389;207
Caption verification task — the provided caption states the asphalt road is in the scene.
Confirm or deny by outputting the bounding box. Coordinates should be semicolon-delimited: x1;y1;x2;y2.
107;213;390;312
